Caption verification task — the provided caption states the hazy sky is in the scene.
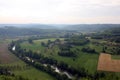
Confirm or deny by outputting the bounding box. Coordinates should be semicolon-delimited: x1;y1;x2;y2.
0;0;120;24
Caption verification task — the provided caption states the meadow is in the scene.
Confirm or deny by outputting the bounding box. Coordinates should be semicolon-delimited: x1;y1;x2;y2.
0;39;56;80
20;38;101;74
20;38;120;75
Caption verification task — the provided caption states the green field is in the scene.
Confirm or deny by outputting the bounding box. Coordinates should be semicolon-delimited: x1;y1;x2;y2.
112;55;120;60
20;38;100;74
20;38;61;55
20;38;120;75
51;52;99;74
0;39;56;80
14;67;56;80
17;38;120;79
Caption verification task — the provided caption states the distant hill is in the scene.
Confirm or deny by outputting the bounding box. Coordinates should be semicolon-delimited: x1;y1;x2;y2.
61;24;120;32
0;24;56;29
0;24;120;32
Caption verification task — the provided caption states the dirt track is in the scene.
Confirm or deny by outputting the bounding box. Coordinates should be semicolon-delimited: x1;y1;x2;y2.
97;53;120;72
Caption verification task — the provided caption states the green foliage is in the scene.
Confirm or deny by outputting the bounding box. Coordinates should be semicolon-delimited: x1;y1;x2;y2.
28;39;33;44
81;47;96;53
110;47;120;55
67;35;89;46
0;75;29;80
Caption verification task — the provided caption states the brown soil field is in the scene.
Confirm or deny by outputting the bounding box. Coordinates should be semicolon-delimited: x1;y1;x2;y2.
97;53;120;72
0;43;18;64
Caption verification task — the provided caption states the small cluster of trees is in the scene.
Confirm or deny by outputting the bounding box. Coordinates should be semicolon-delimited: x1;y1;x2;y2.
58;35;90;57
58;51;76;57
0;67;13;76
0;66;29;80
65;35;89;46
91;36;103;39
28;39;33;44
41;39;63;49
41;42;47;47
58;45;77;57
81;47;96;53
102;46;120;55
110;47;120;55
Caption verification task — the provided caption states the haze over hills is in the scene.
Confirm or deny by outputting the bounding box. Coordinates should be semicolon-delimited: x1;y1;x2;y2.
0;24;120;32
0;24;120;30
0;24;119;39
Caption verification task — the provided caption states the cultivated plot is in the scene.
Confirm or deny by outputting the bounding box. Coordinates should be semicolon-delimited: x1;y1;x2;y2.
0;43;18;64
97;53;120;72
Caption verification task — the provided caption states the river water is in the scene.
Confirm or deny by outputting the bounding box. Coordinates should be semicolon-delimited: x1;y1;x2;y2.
46;65;73;79
13;46;73;79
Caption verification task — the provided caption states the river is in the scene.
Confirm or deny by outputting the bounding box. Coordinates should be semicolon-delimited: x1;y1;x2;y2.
12;46;73;79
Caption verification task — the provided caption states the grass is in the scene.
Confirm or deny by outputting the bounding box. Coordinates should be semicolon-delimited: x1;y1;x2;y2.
21;38;64;53
112;55;120;60
21;41;44;52
20;38;120;75
14;67;56;80
1;63;57;80
20;38;100;74
0;39;57;80
50;49;99;74
0;67;57;80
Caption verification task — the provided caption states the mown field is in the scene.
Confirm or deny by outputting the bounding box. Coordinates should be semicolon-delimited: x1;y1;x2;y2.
0;39;56;80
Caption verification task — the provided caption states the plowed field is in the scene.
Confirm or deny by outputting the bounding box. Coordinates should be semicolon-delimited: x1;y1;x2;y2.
97;53;120;72
0;43;18;64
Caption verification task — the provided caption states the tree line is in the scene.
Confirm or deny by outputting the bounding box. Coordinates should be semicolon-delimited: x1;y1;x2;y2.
8;39;120;80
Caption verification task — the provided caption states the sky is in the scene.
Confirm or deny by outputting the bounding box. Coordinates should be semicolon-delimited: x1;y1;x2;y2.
0;0;120;24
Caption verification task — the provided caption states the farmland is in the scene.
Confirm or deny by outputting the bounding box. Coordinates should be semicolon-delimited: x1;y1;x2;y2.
97;53;120;72
0;26;120;80
20;38;100;74
0;43;18;64
0;40;57;80
19;36;120;80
